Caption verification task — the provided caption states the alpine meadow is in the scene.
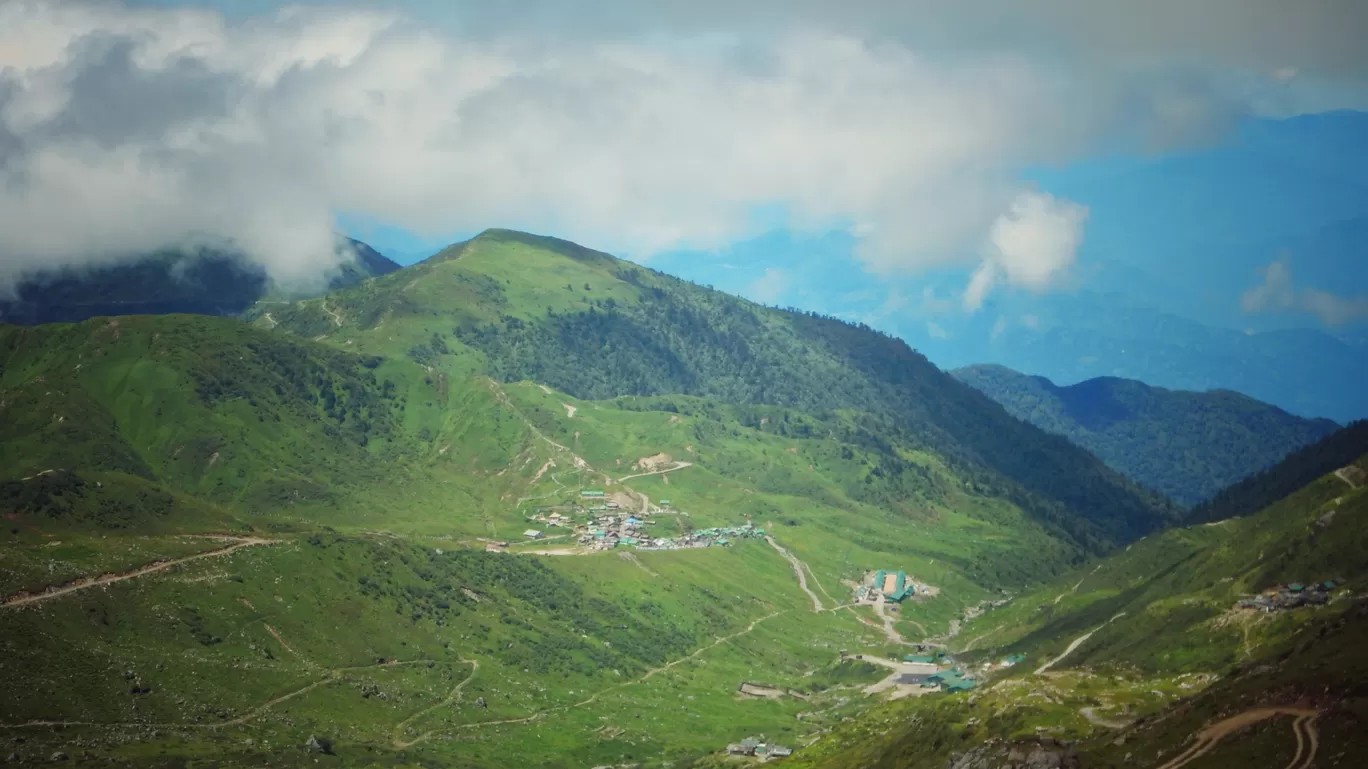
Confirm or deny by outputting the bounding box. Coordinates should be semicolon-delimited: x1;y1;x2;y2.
3;2;1368;768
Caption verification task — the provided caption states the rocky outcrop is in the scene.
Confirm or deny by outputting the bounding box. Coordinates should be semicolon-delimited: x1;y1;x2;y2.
946;738;1080;769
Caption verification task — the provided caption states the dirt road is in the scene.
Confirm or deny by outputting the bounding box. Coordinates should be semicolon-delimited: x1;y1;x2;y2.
859;655;939;697
1154;707;1319;769
1079;706;1131;729
393;659;479;748
2;536;275;609
1034;613;1125;675
320;300;343;327
765;536;823;611
616;461;693;483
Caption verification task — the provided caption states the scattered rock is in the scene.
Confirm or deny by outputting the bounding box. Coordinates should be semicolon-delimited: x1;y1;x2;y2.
946;738;1079;769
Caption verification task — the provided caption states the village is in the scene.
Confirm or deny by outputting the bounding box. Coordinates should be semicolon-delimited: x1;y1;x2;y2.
501;489;767;552
1237;579;1340;613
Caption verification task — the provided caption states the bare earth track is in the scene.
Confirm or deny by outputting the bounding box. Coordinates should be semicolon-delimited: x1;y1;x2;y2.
1153;708;1320;769
1;536;275;609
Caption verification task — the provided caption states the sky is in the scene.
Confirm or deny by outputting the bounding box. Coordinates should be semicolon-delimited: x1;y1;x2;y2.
1;0;1366;328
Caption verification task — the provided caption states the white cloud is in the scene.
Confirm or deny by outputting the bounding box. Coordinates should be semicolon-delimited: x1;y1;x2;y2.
962;191;1088;311
0;1;1284;287
747;267;790;304
1242;260;1368;326
926;321;949;340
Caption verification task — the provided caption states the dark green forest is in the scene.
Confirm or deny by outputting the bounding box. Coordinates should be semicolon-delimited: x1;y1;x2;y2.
953;364;1339;506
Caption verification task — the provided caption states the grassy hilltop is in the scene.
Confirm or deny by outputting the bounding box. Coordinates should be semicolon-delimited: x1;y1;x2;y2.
257;228;1177;551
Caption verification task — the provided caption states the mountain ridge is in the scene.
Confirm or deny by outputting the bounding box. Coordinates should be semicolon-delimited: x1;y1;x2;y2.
953;363;1341;506
259;227;1179;551
0;236;399;326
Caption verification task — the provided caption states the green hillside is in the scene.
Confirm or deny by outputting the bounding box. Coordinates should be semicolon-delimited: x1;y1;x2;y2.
952;363;1340;506
0;309;1146;766
258;228;1177;551
783;434;1368;769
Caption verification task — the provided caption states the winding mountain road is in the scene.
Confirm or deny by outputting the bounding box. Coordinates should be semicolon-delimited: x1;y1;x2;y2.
1034;613;1126;675
766;536;823;611
1153;707;1320;769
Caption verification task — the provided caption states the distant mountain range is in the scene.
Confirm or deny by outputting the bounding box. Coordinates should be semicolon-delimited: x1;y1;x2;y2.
953;363;1341;506
647;112;1368;424
0;237;399;325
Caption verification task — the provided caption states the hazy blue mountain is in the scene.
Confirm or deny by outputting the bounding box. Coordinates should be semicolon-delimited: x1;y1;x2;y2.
953;363;1341;506
0;237;398;325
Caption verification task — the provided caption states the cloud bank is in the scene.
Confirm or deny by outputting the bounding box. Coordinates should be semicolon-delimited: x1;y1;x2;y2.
1242;260;1368;326
0;0;1348;291
963;192;1088;311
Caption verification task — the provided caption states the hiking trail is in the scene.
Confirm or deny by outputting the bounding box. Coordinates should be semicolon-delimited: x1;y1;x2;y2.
2;536;275;609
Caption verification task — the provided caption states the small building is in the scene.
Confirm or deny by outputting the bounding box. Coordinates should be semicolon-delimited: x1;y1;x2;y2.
659;499;672;506
580;490;606;498
903;655;936;664
523;529;544;539
1002;654;1027;666
1288;583;1305;593
769;745;793;758
946;679;977;693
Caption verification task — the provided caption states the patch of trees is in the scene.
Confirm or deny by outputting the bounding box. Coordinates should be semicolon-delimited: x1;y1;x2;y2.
1189;420;1368;524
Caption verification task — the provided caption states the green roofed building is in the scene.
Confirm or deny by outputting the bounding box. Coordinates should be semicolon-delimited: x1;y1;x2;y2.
927;671;960;685
903;655;936;664
580;490;606;498
946;679;977;693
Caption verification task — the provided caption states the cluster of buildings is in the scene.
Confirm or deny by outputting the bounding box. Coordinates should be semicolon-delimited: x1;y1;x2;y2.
921;669;977;693
853;569;929;604
636;524;766;551
1237;581;1337;613
726;736;793;760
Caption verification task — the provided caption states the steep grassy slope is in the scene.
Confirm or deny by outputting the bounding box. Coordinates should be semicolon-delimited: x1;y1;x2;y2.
260;228;1177;551
784;437;1368;769
953;364;1340;506
0;238;398;325
0;315;527;531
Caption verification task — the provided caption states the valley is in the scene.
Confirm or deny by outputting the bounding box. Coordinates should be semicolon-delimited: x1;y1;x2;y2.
2;230;1366;768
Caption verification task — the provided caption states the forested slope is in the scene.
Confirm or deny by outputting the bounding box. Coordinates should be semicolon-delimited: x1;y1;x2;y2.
262;228;1177;551
953;363;1339;506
